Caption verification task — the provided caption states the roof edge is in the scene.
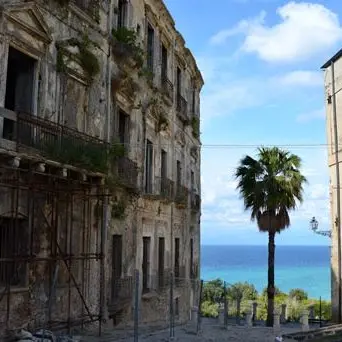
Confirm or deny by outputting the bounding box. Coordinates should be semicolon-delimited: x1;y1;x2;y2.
321;49;342;69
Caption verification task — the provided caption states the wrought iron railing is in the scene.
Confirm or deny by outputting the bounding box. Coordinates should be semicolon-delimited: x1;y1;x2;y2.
73;0;99;21
161;75;174;101
175;184;189;206
191;192;201;211
155;176;174;200
176;94;188;122
175;265;186;286
0;109;108;173
115;156;139;190
191;263;199;279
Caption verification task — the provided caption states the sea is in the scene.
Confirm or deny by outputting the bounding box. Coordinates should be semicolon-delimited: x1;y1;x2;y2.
201;245;331;300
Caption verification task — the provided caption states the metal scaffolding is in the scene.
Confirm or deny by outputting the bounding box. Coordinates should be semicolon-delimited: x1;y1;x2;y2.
0;161;106;337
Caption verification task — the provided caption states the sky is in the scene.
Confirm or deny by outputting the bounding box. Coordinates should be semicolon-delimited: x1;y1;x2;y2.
164;0;342;246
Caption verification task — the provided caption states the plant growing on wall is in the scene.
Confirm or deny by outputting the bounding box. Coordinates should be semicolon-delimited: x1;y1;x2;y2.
56;35;100;80
55;0;70;6
138;67;154;87
111;27;144;69
120;76;140;99
149;98;169;133
191;116;200;139
111;199;126;220
54;0;99;22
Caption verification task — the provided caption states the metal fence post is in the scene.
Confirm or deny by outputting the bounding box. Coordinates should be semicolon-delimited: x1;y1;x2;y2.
223;281;228;329
134;269;139;342
319;296;322;328
197;280;203;335
169;271;175;340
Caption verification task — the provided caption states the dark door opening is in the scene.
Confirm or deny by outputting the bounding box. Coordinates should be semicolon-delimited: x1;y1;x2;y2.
176;67;181;98
145;140;153;193
161;44;168;81
190;238;194;278
111;235;123;300
117;0;127;28
174;237;180;279
161;150;167;194
158;237;165;287
4;47;36;142
147;24;154;72
118;109;130;146
142;236;151;293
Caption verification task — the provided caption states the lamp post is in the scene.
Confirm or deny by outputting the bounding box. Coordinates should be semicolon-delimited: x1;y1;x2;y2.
309;216;331;238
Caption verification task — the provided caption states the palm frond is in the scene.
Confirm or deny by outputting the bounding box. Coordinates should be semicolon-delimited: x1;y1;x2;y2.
235;146;306;233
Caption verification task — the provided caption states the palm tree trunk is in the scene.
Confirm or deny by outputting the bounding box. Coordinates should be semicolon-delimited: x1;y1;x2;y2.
266;231;275;327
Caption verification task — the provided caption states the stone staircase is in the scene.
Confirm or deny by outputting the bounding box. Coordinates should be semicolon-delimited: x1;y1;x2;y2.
282;324;342;341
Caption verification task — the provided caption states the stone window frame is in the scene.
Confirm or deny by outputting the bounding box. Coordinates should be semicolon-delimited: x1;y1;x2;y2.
0;41;42;143
159;33;172;83
144;5;159;73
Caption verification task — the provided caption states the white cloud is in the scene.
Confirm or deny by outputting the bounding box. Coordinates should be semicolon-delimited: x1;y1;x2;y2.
200;68;324;123
273;71;323;87
210;12;266;45
211;2;342;63
296;108;325;123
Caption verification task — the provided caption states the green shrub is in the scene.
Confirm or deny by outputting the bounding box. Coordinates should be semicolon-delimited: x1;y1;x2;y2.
201;301;219;318
289;288;308;301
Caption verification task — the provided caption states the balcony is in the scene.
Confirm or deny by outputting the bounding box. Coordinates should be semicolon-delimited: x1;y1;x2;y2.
174;184;189;207
113;156;139;191
176;94;188;123
190;263;199;280
161;76;174;102
155;176;174;201
190;192;200;212
174;265;186;286
73;0;100;21
0;108;108;173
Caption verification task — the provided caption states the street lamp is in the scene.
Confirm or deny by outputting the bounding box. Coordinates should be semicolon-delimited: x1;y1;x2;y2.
309;216;331;238
310;216;319;231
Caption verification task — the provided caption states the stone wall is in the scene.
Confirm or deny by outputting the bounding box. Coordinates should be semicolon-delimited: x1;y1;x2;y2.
0;0;203;333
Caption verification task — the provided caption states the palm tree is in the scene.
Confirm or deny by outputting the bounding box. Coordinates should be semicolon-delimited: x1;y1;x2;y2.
235;147;306;326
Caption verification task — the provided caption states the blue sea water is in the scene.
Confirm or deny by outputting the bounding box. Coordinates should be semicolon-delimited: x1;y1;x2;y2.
201;245;331;300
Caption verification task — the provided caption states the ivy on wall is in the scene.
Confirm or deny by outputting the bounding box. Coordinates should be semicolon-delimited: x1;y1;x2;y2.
56;35;100;80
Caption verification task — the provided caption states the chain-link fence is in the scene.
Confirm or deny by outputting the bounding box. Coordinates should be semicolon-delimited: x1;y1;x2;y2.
96;270;202;341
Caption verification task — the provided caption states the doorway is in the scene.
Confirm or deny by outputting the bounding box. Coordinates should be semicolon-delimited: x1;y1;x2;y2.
4;47;36;142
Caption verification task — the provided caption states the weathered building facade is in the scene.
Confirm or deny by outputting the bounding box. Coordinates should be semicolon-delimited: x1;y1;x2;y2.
0;0;203;335
322;50;342;323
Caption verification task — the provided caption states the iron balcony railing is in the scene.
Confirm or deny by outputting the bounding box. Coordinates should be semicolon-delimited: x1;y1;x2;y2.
0;109;108;173
155;176;174;201
176;94;188;122
191;192;201;211
115;156;139;190
175;184;189;206
190;263;199;279
73;0;99;20
175;265;186;286
161;75;174;101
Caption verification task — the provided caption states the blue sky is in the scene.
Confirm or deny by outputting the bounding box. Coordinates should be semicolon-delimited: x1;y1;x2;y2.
164;0;342;246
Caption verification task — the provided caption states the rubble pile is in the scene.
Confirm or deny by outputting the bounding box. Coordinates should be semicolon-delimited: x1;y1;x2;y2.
8;328;81;342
